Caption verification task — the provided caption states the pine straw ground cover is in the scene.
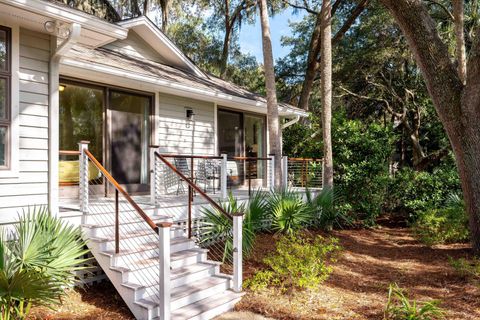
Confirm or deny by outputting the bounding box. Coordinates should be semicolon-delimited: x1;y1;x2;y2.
237;227;480;319
29;226;479;319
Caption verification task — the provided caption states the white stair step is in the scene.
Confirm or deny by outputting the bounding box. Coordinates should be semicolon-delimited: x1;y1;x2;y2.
171;290;244;320
170;275;232;310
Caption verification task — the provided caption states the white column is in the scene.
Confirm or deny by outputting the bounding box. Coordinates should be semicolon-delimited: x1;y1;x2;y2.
232;214;243;292
158;222;171;320
78;141;89;217
269;155;275;191
150;147;157;206
282;156;288;189
221;153;228;199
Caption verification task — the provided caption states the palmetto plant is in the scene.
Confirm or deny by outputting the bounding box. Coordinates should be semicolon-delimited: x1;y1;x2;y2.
305;187;351;230
267;189;312;235
199;191;268;262
0;207;90;320
384;283;445;320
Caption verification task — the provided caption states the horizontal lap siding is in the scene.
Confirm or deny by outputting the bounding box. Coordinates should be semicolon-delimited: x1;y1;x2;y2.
157;93;215;155
0;29;50;223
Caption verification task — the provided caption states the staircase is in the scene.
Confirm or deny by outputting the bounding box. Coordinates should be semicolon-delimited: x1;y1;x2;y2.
82;206;243;320
77;144;244;320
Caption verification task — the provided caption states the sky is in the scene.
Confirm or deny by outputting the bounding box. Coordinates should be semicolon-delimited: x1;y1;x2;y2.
238;8;306;62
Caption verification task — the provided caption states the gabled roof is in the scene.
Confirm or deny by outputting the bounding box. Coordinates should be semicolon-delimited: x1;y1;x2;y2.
62;44;307;116
117;16;207;78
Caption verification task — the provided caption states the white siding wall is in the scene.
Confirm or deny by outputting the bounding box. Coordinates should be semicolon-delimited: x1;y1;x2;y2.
0;29;50;223
157;93;215;155
104;31;166;64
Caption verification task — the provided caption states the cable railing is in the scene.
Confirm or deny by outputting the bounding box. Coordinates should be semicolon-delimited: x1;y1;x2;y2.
286;157;324;189
153;150;243;284
78;142;163;302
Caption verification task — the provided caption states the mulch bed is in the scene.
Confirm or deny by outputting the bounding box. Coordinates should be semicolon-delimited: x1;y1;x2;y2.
237;226;480;319
29;226;480;319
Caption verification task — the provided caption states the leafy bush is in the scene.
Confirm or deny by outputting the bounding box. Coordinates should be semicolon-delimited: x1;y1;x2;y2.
0;207;89;319
384;283;445;320
305;187;352;230
412;194;469;245
245;233;341;292
386;162;461;218
332;114;395;225
266;189;312;234
449;257;480;285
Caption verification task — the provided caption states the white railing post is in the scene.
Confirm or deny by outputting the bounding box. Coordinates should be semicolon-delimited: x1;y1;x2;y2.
232;213;243;292
282;156;288;189
221;153;228;199
158;222;171;320
150;147;157;206
268;154;275;191
78;141;89;217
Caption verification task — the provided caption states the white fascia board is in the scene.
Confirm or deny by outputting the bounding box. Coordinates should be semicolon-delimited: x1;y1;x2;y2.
118;17;207;78
0;0;128;40
60;58;307;117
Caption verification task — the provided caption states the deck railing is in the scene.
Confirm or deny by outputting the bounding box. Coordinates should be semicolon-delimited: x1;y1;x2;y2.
78;141;172;317
283;157;324;189
152;148;244;292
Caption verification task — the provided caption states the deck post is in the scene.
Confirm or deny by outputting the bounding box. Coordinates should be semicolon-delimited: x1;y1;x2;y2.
150;147;157;206
78;141;89;219
269;154;275;191
157;222;172;320
282;156;288;189
221;153;228;199
232;213;243;292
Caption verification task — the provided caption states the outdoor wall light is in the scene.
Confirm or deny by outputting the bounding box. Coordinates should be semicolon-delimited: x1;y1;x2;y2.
186;108;195;122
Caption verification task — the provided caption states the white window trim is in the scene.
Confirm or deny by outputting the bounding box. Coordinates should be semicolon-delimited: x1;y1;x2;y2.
0;23;19;178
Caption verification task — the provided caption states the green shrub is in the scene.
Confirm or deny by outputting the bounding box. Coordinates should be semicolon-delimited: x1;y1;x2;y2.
245;233;341;292
332;114;395;225
305;187;352;230
386;162;461;218
412;195;469;245
0;207;90;320
449;257;480;285
266;189;312;234
384;283;445;320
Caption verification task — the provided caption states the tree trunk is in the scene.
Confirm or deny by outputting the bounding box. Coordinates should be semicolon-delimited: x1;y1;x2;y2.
298;12;322;112
259;0;282;188
379;0;480;253
453;0;466;84
220;24;232;79
160;0;170;32
320;0;334;189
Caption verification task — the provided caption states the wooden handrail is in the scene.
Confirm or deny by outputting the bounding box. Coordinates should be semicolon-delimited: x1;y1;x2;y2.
154;151;233;221
288;157;324;161
84;149;158;232
229;156;272;161
59;150;81;156
156;154;223;160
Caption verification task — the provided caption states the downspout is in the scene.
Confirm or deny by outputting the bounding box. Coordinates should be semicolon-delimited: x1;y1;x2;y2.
281;115;301;130
48;23;81;216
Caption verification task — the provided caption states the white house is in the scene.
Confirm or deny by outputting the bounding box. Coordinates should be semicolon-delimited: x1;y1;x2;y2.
0;1;310;319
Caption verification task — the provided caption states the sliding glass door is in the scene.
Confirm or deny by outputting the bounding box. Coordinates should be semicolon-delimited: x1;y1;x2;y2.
108;90;151;192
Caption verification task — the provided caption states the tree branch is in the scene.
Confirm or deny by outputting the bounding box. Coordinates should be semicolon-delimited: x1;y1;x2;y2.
423;0;454;21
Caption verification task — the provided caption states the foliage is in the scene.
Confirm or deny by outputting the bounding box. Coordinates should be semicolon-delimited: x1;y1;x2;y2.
332;113;395;225
199;191;270;262
266;189;312;234
412;193;469;245
384;283;445;320
449;257;480;286
386;161;461;218
245;233;341;292
0;207;90;320
305;187;352;230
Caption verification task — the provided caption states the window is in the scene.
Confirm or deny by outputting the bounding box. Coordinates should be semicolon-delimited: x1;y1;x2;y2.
0;26;11;169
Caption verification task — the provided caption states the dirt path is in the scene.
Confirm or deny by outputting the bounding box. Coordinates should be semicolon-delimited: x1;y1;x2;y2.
237;226;480;319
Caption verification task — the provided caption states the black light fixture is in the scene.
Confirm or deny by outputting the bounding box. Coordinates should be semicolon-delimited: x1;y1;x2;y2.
186;108;195;122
